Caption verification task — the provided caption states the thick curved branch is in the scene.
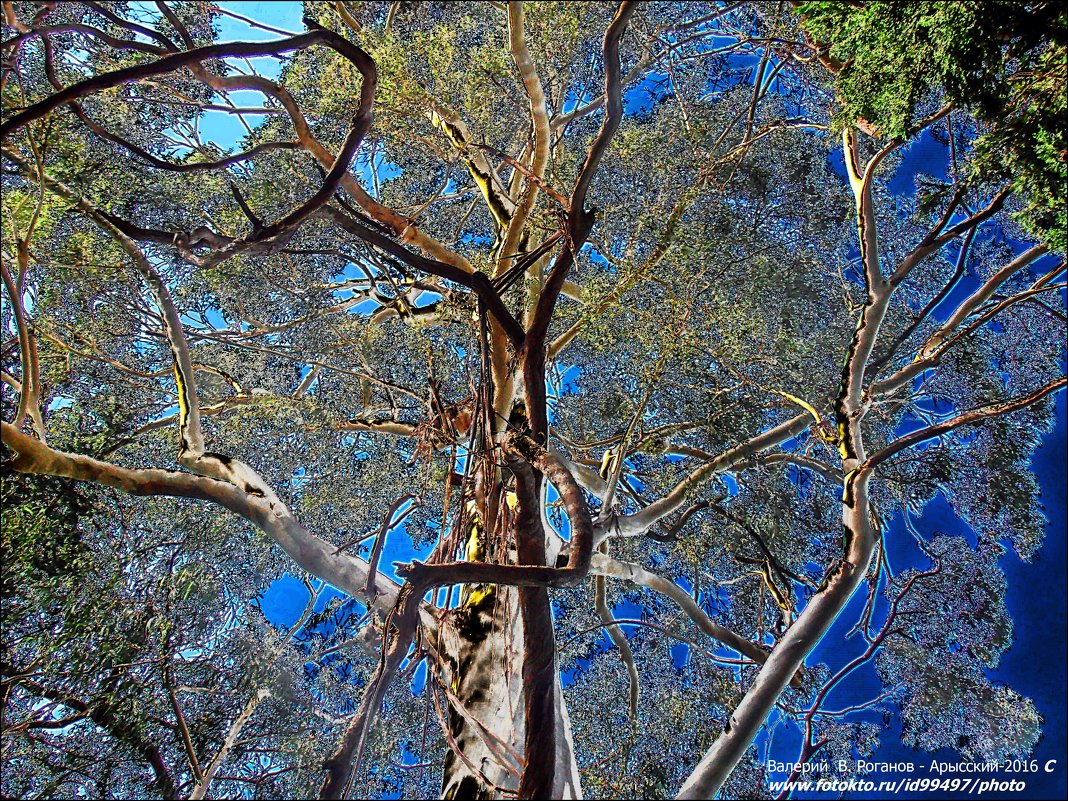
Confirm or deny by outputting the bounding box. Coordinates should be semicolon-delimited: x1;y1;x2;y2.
82;0;178;49
17;21;389;278
502;2;551;268
176;57;473;273
1;20;373;135
1;423;416;624
324;206;525;347
677;345;1064;801
1;28;319;136
681;129;902;795
524;1;637;438
186;31;377;268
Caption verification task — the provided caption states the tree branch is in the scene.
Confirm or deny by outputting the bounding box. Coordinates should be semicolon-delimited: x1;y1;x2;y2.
1;423;416;623
2;671;178;799
862;377;1066;474
588;553;803;689
601;413;811;541
523;1;637;438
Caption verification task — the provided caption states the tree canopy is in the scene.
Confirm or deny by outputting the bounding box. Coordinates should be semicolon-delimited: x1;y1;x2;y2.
1;2;1065;799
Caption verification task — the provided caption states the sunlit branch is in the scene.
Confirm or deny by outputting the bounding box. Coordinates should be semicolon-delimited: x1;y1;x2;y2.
502;2;551;274
870;226;976;372
524;2;637;439
888;187;1012;288
1;422;434;646
0;242;45;439
874;244;1053;396
339;418;419;437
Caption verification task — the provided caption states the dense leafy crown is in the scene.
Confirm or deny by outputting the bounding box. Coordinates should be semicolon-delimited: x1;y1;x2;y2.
797;0;1067;250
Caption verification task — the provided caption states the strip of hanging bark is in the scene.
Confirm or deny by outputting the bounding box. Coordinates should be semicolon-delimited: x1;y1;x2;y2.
491;233;565;293
475;144;570;212
318;432;593;799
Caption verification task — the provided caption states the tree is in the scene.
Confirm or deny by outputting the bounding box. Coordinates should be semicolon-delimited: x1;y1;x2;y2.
1;2;1064;799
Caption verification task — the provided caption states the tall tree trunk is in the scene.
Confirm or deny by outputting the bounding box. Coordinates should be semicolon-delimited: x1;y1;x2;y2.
437;584;582;800
438;584;524;799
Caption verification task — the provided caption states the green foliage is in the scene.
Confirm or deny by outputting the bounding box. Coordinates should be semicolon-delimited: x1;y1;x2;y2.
880;639;1042;763
0;473;95;605
798;0;1067;251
